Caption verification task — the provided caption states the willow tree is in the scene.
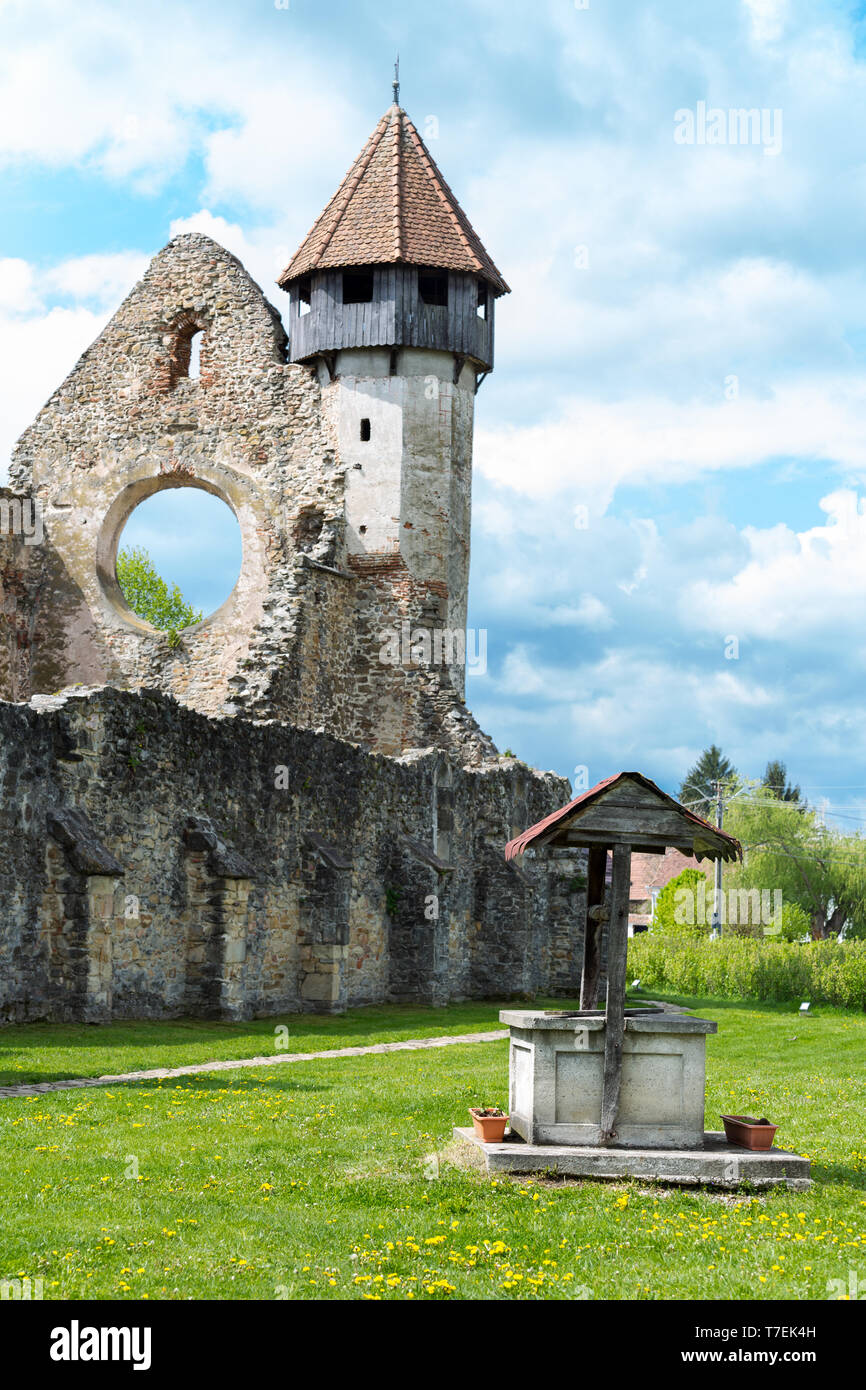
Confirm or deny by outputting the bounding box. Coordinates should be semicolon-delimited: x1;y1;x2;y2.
725;792;866;940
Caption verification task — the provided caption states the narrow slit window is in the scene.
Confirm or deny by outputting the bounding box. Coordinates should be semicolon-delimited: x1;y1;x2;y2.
360;418;371;442
343;271;374;304
188;330;203;379
298;278;312;317
477;281;489;319
419;271;448;307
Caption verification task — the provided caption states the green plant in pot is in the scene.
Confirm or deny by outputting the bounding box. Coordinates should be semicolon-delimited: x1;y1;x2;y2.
469;1105;509;1143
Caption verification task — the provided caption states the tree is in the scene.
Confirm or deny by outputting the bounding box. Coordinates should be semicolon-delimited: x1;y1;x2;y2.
762;759;801;805
678;745;738;816
775;901;811;942
724;793;866;940
116;546;202;634
650;868;714;938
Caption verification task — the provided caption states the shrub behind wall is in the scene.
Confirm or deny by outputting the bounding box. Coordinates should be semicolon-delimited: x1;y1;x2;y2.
628;936;866;1010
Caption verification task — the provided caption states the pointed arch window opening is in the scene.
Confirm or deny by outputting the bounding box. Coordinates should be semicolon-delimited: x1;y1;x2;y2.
169;314;208;388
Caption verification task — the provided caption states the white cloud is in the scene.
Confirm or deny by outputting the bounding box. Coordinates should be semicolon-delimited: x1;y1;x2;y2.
490;234;850;387
200;85;360;216
685;488;866;642
0;304;107;478
742;0;789;44
475;379;866;508
43;252;150;309
0;258;38;313
618;566;648;597
0;0;364;207
548;595;613;629
480;630;858;794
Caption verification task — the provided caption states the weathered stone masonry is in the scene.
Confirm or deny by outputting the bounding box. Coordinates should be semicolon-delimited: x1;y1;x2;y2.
0;688;585;1023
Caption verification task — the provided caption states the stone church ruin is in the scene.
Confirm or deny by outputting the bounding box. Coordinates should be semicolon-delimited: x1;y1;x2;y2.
0;99;588;1024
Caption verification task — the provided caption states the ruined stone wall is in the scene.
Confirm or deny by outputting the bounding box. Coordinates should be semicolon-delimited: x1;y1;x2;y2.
5;235;343;723
228;548;495;762
0;489;108;702
0;687;584;1024
1;234;493;762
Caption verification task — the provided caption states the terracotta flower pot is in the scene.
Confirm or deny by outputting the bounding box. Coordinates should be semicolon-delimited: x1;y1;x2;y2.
721;1114;779;1150
469;1107;509;1143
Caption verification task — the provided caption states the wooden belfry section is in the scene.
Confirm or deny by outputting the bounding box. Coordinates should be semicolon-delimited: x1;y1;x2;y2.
505;773;742;1145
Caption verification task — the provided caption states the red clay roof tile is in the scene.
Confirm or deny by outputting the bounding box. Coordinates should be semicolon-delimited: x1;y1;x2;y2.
278;105;509;295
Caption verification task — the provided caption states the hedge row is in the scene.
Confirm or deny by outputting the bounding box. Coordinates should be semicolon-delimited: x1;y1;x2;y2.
627;935;866;1010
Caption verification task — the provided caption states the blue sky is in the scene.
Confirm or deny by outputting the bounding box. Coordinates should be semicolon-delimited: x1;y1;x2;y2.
3;0;866;824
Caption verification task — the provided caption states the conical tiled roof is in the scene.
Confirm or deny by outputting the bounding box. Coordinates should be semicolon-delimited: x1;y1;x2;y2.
277;105;509;296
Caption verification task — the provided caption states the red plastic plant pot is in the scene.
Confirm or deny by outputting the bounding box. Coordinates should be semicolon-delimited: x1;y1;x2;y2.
721;1114;779;1150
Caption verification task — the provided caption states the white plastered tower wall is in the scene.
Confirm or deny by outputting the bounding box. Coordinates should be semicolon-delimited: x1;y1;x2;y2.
322;347;475;697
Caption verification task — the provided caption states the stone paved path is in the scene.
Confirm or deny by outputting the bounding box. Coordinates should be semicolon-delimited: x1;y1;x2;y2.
0;1029;509;1099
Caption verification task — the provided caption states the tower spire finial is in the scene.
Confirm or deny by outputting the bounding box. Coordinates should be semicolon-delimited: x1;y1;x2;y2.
392;54;400;107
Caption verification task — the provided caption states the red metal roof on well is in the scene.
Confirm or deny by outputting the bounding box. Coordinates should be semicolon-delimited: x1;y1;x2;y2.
504;771;742;862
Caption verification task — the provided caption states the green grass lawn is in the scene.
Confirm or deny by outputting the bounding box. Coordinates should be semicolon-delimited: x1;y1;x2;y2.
0;999;531;1087
0;993;863;1300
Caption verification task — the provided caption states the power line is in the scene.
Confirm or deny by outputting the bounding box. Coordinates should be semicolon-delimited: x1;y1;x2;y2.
731;797;866;818
685;784;866;794
683;791;866;826
739;843;866;863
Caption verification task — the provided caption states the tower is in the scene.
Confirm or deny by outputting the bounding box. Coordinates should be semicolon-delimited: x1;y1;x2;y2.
277;98;509;704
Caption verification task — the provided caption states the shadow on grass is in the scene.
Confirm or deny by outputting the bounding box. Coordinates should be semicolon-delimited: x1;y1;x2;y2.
0;998;537;1049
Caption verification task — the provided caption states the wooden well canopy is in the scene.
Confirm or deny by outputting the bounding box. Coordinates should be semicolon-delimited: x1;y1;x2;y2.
505;771;742;864
504;772;742;1146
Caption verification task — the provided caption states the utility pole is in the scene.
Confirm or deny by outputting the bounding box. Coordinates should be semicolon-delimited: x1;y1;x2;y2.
710;779;723;938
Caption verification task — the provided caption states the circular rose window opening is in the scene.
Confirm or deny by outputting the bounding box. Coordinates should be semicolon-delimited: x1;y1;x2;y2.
116;488;242;630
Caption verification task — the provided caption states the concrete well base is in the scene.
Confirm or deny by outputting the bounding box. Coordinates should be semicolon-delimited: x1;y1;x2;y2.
453;1127;811;1190
501;1007;717;1149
